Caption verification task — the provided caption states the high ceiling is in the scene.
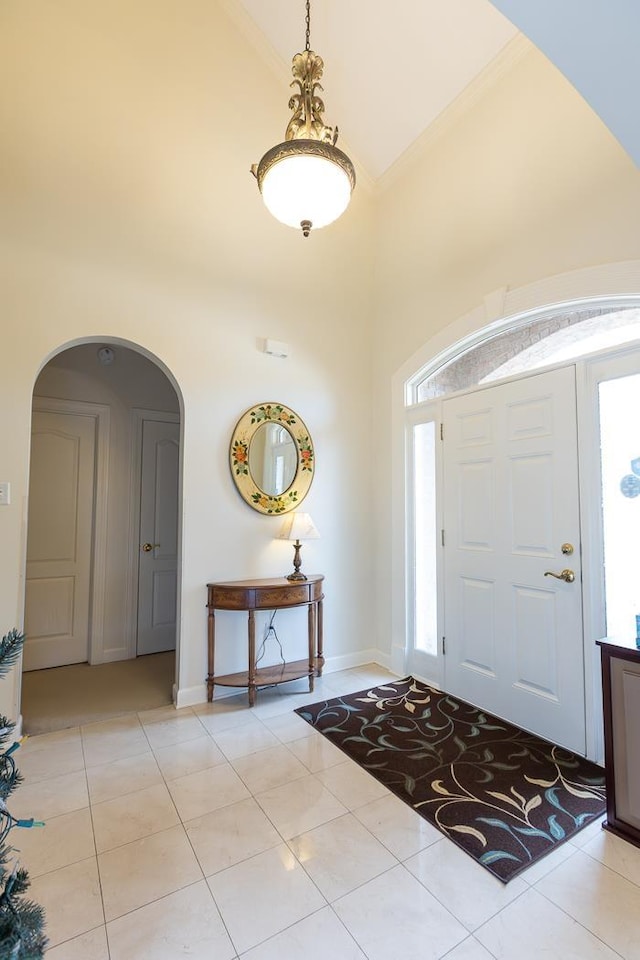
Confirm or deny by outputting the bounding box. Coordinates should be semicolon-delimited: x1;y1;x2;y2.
229;0;520;181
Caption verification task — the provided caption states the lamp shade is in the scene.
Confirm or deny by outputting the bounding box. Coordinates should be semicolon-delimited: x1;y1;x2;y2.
256;140;355;233
277;512;320;541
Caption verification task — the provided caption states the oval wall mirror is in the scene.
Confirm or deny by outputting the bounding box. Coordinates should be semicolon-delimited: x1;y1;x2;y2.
229;402;314;514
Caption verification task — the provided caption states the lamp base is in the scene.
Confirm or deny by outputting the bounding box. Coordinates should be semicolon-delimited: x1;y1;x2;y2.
286;539;307;581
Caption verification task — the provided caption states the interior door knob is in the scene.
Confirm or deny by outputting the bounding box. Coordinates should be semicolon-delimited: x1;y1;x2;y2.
544;568;575;583
141;542;160;552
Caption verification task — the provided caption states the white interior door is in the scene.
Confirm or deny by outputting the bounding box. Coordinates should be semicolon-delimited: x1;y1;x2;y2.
24;409;96;670
136;418;179;656
442;366;585;753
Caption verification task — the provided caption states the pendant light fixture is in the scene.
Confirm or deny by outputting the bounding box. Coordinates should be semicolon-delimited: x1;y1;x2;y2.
251;0;355;237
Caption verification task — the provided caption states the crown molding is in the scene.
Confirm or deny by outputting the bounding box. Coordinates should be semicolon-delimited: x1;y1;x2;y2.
375;34;533;195
218;0;289;81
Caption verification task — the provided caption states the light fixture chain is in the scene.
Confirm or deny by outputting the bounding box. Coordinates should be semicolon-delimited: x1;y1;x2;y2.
305;0;311;51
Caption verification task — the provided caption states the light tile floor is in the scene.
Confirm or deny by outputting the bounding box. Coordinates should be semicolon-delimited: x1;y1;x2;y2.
13;664;640;959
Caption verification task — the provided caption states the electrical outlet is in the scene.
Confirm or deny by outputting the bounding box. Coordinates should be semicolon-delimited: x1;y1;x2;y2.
0;482;10;505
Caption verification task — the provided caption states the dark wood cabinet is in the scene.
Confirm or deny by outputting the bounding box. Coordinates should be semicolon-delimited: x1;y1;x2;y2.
597;636;640;848
206;575;324;706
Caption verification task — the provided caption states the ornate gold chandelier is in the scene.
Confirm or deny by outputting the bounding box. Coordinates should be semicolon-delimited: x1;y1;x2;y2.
251;0;356;237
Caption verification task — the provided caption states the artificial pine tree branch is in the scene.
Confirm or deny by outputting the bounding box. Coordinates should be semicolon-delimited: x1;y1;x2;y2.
0;743;23;803
0;629;47;958
0;631;25;679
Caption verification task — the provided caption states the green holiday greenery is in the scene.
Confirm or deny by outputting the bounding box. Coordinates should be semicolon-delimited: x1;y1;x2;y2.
0;629;47;959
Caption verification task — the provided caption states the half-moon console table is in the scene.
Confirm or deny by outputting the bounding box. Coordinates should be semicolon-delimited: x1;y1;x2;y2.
206;575;324;707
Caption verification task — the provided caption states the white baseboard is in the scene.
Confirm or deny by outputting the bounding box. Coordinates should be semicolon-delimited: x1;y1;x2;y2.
391;644;406;677
175;683;209;708
93;649;131;665
322;649;391;674
174;650;392;708
411;669;441;691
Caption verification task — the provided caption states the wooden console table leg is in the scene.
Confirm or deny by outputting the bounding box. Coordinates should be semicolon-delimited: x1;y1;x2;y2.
307;602;316;692
317;597;324;675
248;609;256;707
207;606;215;702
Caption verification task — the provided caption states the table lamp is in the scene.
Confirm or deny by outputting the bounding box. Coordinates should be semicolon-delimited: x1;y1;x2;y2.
277;512;320;581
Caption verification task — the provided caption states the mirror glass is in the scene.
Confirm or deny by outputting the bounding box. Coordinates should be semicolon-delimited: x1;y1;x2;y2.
248;422;297;496
229;402;315;514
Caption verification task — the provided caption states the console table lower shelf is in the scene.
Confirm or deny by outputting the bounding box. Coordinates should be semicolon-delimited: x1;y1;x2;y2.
206;575;324;707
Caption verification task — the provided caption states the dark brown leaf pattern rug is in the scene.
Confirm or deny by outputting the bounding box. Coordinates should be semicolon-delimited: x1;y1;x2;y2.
295;676;606;882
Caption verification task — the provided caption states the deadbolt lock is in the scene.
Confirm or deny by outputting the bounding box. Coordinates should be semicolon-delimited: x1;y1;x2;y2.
561;543;574;556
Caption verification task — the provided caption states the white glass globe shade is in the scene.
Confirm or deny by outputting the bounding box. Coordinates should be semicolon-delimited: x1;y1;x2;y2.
261;153;352;231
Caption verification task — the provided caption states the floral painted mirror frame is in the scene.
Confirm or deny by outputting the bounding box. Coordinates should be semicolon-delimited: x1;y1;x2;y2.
229;402;315;514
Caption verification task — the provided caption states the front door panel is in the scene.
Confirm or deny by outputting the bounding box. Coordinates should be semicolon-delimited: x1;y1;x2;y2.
443;366;585;753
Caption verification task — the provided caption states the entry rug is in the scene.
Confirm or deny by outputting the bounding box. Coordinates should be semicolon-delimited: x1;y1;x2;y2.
295;677;606;882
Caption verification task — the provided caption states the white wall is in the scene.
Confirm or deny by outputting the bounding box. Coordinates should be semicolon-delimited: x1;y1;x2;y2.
371;45;640;666
0;1;376;720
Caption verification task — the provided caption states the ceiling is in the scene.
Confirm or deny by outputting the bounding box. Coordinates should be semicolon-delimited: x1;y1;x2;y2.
229;0;520;182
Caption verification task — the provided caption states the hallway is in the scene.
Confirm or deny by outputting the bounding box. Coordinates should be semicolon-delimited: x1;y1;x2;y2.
21;653;174;735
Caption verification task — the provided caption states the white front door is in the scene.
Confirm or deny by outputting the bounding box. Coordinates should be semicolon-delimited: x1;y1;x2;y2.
24;409;96;670
442;366;585;753
136;418;179;656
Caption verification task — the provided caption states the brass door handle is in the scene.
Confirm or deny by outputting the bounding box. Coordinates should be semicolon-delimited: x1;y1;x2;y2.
544;569;575;583
141;543;160;552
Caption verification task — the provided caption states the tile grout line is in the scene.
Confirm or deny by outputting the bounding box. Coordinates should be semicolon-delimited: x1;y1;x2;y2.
155;713;245;959
528;883;628;960
173;691;382;955
576;829;640;891
78;720;111;958
84;714;202;948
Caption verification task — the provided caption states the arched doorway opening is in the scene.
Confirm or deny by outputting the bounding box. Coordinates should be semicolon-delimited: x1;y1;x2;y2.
21;340;183;734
